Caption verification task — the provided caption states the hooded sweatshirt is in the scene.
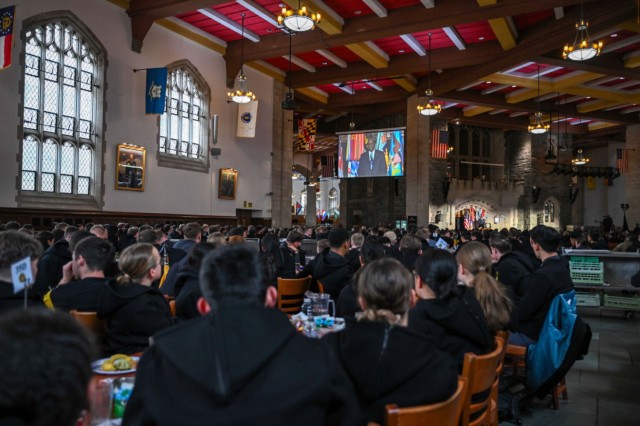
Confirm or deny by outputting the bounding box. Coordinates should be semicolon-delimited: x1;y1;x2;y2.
312;248;354;300
122;306;363;426
408;286;494;371
97;279;174;355
323;319;458;424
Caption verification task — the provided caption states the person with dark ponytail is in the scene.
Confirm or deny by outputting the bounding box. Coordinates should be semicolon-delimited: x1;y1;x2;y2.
409;249;493;371
97;243;175;355
324;257;458;424
456;241;512;335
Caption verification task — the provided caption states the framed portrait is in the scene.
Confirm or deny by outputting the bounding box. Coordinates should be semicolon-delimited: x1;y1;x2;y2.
116;144;146;191
218;168;237;200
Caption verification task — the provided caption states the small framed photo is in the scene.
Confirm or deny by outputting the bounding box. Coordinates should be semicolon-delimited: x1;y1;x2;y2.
116;144;146;191
218;168;237;200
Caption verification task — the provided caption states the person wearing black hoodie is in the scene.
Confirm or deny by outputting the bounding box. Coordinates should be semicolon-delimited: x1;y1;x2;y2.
97;243;174;355
123;244;361;426
409;249;494;371
312;227;354;300
489;232;534;305
173;243;216;320
33;226;77;297
325;257;458;424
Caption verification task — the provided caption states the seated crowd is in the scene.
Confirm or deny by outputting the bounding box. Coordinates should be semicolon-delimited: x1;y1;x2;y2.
0;218;583;425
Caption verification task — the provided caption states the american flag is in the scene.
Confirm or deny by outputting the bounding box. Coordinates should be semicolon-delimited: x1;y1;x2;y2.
431;129;449;159
321;156;335;178
0;6;15;70
617;148;629;172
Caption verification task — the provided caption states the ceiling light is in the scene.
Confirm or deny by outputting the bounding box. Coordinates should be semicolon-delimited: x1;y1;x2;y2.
277;1;321;32
611;33;618;38
528;64;549;134
478;36;485;41
227;14;256;104
281;32;297;110
562;3;603;61
572;148;590;165
529;111;550;134
417;33;442;116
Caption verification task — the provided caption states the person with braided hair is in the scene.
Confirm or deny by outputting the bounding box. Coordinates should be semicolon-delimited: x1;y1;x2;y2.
0;309;96;426
324;257;458;424
456;241;512;335
97;243;175;355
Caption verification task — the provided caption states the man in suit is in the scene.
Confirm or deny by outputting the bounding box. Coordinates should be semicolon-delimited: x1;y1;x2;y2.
357;138;387;177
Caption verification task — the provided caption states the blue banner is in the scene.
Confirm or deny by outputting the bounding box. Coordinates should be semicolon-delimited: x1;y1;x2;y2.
145;68;167;114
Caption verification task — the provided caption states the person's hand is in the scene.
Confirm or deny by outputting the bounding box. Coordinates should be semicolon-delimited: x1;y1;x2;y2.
59;261;74;285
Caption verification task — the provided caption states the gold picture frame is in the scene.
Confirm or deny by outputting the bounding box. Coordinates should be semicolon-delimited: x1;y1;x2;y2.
218;168;237;200
116;144;146;191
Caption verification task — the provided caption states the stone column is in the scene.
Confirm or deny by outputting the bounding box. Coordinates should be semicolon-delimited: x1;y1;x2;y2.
405;94;430;227
625;124;640;226
305;184;317;227
270;81;293;228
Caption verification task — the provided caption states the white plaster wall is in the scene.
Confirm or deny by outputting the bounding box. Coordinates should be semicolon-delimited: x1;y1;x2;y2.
0;0;274;217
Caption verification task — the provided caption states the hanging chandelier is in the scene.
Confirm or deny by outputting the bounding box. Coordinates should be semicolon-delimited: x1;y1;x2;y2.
562;2;603;61
227;14;256;104
529;111;550;134
277;1;321;32
281;31;297;110
528;63;549;134
417;33;441;116
571;148;590;165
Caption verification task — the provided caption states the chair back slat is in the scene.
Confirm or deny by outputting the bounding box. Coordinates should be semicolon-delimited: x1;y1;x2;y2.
461;336;506;426
70;310;107;349
385;376;468;426
277;277;311;314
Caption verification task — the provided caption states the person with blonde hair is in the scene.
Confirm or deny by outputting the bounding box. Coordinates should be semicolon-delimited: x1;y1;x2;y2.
409;249;493;370
325;257;458;424
456;241;512;335
97;243;175;355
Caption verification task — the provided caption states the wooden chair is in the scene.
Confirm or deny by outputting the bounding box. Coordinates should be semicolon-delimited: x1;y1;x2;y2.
169;299;176;316
277;276;311;314
490;332;509;425
504;343;568;410
385;376;468;426
317;280;325;294
461;335;506;426
70;310;107;349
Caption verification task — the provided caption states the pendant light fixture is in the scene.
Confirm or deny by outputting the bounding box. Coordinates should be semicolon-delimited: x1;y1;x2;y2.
349;82;356;129
227;14;256;104
281;31;297;110
277;1;321;33
544;110;558;162
417;33;441;116
528;63;550;135
562;1;603;61
572;148;590;165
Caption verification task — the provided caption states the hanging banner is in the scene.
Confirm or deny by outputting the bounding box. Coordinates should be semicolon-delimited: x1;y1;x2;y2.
296;118;316;151
0;6;16;71
145;67;168;114
236;101;258;138
586;176;596;190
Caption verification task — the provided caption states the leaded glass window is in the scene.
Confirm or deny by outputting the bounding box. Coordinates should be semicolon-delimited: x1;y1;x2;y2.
20;17;103;200
159;65;208;163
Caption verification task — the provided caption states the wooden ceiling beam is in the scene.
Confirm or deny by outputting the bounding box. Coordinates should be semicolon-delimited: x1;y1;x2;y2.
226;0;591;63
290;43;504;89
428;1;635;97
437;90;637;125
536;53;640;81
127;0;228;51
